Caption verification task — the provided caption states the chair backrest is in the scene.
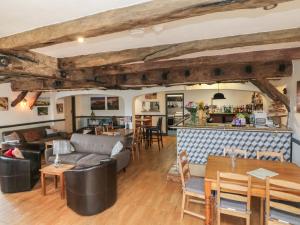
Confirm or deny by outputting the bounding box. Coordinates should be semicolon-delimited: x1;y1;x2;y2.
95;126;103;135
224;147;247;158
256;151;284;162
134;127;142;142
178;150;191;188
135;115;141;127
266;178;300;224
144;115;152;126
217;172;252;212
156;117;163;130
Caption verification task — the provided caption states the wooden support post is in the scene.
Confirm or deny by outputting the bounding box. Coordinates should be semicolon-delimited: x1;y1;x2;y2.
11;91;28;107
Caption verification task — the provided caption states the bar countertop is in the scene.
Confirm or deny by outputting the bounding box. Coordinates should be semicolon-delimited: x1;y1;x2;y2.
171;120;292;133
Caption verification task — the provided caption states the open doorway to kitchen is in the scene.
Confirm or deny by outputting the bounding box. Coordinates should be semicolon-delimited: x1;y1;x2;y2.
166;93;184;135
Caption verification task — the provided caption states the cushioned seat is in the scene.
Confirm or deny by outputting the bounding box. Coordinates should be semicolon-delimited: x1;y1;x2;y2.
270;208;300;224
48;152;87;165
76;154;110;167
220;199;247;212
185;177;204;194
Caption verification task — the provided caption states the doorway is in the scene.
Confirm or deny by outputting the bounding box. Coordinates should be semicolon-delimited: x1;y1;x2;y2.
165;93;184;135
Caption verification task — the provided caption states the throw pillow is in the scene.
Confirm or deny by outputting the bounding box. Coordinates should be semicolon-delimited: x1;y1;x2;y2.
4;149;14;158
12;148;24;159
111;141;123;157
53;140;75;155
23;131;41;142
3;132;21;143
45;128;58;136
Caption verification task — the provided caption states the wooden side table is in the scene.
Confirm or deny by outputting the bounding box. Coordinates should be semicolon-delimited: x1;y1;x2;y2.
40;164;75;199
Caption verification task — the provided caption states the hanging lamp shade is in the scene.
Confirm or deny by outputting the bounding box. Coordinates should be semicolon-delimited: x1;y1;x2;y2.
212;83;226;100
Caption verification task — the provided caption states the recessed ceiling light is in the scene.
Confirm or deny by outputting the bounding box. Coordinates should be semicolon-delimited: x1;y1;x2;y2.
77;37;85;43
263;4;278;10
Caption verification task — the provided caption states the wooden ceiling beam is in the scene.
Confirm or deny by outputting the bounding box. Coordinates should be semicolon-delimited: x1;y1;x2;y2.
93;47;300;75
251;78;290;111
0;0;292;50
59;27;300;69
11;60;292;91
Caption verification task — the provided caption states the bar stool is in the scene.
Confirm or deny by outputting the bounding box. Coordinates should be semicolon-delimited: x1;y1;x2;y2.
148;117;163;151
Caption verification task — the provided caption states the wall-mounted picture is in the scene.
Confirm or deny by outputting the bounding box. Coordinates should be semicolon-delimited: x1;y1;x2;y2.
0;97;8;111
107;97;119;110
91;97;105;110
145;93;157;100
142;101;160;112
37;107;48;116
297;81;300;113
56;103;64;114
35;97;50;106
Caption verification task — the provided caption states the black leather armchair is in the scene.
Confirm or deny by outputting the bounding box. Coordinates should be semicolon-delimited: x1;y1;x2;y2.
0;150;41;193
64;159;117;216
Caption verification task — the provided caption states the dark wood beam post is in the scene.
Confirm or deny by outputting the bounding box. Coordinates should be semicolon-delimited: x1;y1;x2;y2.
251;79;290;112
11;91;28;107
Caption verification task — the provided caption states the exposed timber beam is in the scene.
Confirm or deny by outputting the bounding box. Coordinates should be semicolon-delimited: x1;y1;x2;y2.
251;79;290;111
0;0;292;50
11;60;292;91
93;47;300;75
29;92;42;110
0;50;59;78
59;27;300;68
11;91;28;107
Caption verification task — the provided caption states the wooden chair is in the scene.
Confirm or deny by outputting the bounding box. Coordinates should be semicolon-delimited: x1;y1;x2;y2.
266;178;300;225
217;172;252;225
129;128;143;160
95;126;104;135
257;151;284;162
224;147;247;158
178;150;206;221
135;115;141;128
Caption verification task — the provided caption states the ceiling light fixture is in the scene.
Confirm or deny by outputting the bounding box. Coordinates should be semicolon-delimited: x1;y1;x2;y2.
263;4;278;10
77;37;85;43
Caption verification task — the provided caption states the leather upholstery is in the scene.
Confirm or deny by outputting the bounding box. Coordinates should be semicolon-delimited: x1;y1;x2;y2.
64;159;117;216
0;150;41;193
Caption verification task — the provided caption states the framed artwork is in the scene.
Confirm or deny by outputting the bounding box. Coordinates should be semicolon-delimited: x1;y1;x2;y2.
0;97;8;111
91;97;105;110
142;101;160;112
56;103;64;114
297;81;300;113
107;97;119;110
145;93;157;100
35;97;50;106
37;107;48;116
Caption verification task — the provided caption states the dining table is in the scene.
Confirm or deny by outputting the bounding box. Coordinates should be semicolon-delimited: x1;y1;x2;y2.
204;155;300;225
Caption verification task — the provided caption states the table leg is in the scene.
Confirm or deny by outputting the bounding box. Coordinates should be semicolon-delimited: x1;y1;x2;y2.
54;175;58;189
60;174;65;199
205;180;212;225
260;197;264;225
41;172;46;196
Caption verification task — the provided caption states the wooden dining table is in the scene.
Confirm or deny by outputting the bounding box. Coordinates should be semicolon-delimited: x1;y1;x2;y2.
204;155;300;225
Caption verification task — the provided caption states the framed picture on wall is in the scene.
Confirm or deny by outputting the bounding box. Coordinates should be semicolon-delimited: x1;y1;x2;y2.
37;107;48;116
142;101;160;112
35;97;50;106
297;81;300;113
107;97;119;110
56;103;64;114
91;97;105;110
0;97;8;111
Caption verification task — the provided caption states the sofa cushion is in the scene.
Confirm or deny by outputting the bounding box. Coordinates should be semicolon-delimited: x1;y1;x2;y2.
70;134;124;155
23;130;43;142
48;152;87;165
3;132;21;143
76;154;110;167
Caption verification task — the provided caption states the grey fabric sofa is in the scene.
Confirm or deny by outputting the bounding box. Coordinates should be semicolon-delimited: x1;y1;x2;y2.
45;134;130;172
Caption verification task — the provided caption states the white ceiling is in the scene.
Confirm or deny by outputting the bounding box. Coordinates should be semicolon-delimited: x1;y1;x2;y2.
1;0;300;58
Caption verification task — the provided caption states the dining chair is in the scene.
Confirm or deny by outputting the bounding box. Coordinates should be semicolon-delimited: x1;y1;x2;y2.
217;172;252;225
256;151;284;162
266;177;300;225
95;126;103;135
224;147;247;158
178;150;206;221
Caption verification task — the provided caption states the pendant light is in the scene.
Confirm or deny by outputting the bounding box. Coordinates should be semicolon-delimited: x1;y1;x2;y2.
213;83;226;100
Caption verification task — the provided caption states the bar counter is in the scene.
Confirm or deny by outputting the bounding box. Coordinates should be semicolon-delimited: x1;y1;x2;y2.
172;120;293;165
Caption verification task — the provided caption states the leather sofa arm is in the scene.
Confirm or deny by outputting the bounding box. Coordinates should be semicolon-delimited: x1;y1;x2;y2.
111;149;130;172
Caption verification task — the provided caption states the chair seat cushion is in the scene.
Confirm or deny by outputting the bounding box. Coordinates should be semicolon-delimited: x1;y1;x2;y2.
270;208;300;224
76;154;110;167
185;177;204;194
220;199;247;212
48;153;87;165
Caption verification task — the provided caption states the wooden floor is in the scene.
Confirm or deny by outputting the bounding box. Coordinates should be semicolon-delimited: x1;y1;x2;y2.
0;136;261;225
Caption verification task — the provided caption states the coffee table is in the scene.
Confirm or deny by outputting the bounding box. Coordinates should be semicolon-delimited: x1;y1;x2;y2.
40;164;75;199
